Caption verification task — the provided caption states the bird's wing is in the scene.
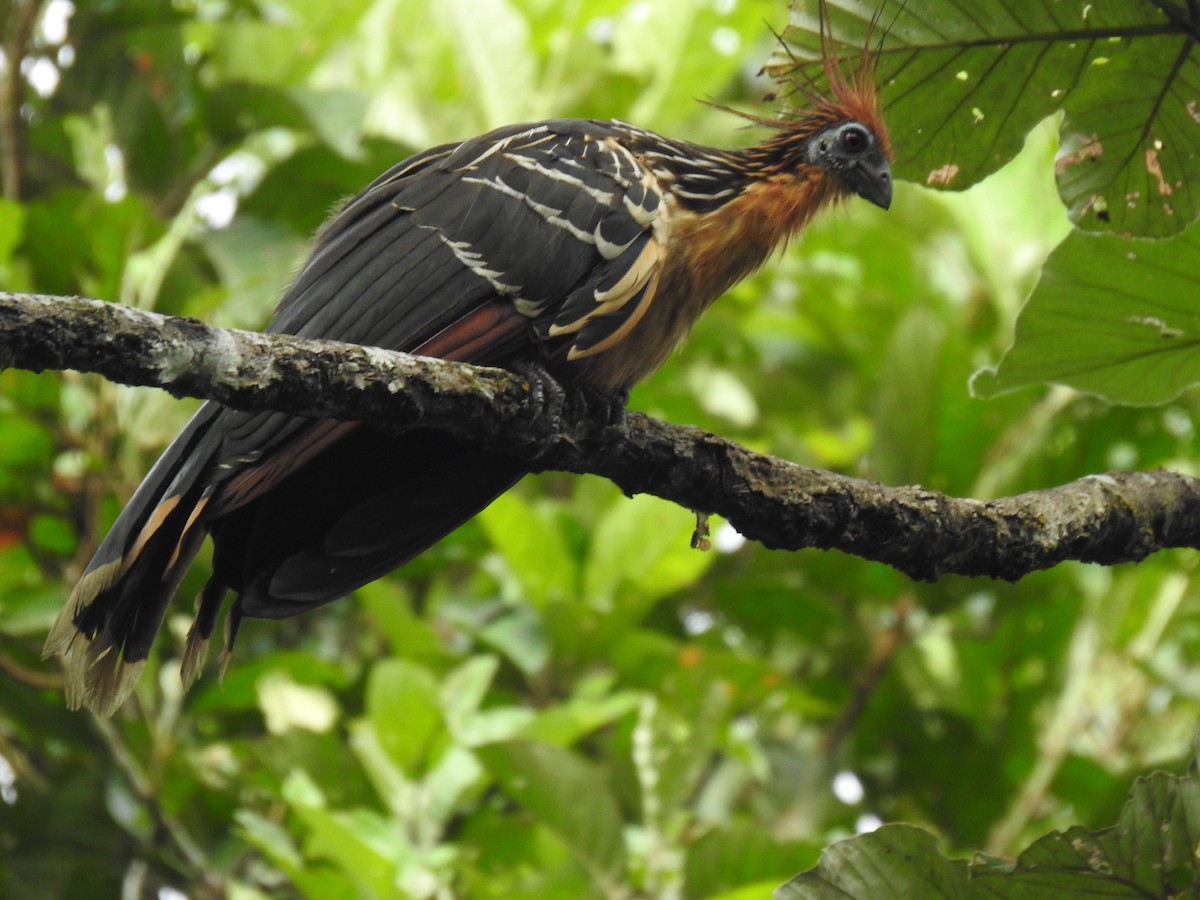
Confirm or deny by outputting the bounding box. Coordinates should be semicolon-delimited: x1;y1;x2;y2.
195;119;675;614
206;118;672;509
271;119;666;350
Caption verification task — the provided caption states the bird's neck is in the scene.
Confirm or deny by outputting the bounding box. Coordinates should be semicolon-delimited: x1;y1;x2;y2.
611;120;848;307
658;134;846;322
618;124;833;219
639;128;843;271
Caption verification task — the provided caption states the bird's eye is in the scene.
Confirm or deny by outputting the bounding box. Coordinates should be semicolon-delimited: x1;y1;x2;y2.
840;126;869;152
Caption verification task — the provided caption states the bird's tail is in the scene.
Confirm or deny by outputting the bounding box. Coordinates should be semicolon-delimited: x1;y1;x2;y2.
43;406;222;716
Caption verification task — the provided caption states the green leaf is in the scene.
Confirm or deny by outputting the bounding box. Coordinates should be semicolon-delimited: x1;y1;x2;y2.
714;883;799;900
235;809;305;875
971;770;1200;897
239;139;414;234
252;730;377;811
439;0;538;126
420;746;489;829
519;690;641;748
281;771;404;897
200;218;309;329
777;0;1200;235
0;414;53;471
625;681;752;824
686;824;820;899
289;88;369;159
780;771;1200;898
440;655;499;734
477;740;627;889
0;197;27;281
190;651;352;713
687;363;759;428
204;83;312;142
0;580;63;636
774;824;970;899
610;0;777;126
871;307;946;484
201;0;375;87
27;515;77;557
477;491;577;605
365;658;445;775
256;671;340;735
974;222;1200;405
582;494;713;610
477;603;551;676
357;578;449;662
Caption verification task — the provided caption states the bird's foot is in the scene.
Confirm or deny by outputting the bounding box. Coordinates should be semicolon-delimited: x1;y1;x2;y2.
578;384;630;428
511;361;629;431
511;359;568;433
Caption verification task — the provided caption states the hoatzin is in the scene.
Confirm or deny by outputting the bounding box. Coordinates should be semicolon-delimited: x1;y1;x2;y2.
45;21;893;715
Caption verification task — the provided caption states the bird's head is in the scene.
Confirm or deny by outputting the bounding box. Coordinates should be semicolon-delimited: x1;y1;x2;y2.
751;0;895;210
804;118;892;209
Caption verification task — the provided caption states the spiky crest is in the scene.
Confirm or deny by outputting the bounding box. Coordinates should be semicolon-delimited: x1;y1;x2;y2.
752;0;893;160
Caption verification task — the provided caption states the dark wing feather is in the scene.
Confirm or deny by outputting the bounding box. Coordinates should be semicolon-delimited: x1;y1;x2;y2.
215;429;526;616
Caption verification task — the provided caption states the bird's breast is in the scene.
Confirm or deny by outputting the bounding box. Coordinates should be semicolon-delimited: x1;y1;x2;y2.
553;169;840;392
562;187;794;391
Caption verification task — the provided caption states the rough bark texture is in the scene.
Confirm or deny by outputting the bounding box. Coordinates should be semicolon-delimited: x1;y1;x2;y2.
2;291;1198;581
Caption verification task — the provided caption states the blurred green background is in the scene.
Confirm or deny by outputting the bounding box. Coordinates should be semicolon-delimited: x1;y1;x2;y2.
1;1;1198;897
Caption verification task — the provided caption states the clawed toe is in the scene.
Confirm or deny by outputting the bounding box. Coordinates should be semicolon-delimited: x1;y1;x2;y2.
511;360;568;430
510;361;629;430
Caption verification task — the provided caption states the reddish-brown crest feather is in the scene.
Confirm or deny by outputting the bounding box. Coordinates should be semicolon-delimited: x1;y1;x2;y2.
770;0;891;158
824;5;887;123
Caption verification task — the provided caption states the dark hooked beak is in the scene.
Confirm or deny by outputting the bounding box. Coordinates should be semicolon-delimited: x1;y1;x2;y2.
845;154;893;210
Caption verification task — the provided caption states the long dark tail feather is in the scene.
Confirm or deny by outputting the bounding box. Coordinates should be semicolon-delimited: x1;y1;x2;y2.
46;411;528;716
43;405;223;716
213;426;527;617
177;427;527;694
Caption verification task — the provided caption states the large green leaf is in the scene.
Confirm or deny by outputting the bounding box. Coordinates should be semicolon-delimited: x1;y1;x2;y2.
871;307;947;484
197;0;375;87
775;824;970;899
281;770;406;898
518;685;641;747
974;221;1200;404
973;770;1200;897
439;0;538;127
609;0;781;126
778;770;1200;898
776;0;1200;236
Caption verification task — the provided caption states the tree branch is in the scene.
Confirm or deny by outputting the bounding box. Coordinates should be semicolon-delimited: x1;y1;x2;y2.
2;290;1198;581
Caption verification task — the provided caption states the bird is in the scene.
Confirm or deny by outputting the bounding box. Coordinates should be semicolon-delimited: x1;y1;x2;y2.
44;13;893;716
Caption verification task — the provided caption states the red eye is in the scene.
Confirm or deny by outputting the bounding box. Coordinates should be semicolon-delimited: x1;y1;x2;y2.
841;127;868;152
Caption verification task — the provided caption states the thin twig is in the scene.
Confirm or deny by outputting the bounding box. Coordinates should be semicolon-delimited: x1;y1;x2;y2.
0;647;61;689
0;0;39;200
91;714;224;894
821;596;913;758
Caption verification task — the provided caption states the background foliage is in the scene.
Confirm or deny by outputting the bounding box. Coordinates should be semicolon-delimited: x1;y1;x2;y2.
1;0;1199;897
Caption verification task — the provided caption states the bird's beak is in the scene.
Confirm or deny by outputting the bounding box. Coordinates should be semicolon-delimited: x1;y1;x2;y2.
847;155;893;210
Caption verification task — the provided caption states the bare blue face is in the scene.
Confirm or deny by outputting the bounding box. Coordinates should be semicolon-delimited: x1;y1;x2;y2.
807;121;893;209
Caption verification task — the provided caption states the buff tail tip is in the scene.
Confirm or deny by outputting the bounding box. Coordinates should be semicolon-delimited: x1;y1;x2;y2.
42;560;143;717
